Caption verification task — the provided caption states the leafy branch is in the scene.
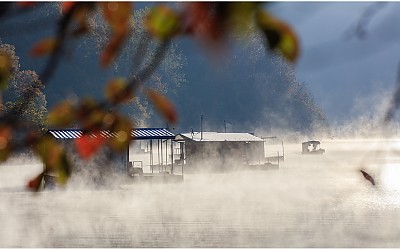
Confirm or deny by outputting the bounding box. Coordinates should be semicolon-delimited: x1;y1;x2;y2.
0;2;301;191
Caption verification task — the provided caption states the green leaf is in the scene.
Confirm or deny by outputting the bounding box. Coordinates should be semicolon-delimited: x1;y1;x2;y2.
108;115;132;152
256;10;299;63
33;135;71;185
47;100;76;128
146;5;181;40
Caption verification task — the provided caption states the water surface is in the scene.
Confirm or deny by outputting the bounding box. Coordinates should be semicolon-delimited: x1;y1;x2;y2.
1;139;400;247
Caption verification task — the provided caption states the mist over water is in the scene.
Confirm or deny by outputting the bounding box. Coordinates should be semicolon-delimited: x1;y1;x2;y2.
2;137;400;247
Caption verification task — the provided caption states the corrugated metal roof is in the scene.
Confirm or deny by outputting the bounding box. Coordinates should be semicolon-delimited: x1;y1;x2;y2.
179;132;264;142
47;128;175;140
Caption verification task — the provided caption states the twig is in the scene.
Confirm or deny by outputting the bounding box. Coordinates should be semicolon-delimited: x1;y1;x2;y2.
344;2;387;40
383;61;400;123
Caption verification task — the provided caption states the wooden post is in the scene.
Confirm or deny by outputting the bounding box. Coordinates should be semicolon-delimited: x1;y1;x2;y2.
171;140;174;174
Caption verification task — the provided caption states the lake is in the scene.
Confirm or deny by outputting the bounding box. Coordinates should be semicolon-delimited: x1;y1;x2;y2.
1;139;400;247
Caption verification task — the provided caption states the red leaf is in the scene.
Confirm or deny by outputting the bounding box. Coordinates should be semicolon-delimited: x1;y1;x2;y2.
74;131;106;159
27;172;44;192
146;89;177;124
182;3;225;46
61;2;76;14
17;2;36;8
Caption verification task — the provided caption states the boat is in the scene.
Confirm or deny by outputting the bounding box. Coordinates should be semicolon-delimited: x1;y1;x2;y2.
302;140;325;154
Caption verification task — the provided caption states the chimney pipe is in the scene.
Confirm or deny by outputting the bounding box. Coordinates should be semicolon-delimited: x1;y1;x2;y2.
200;114;203;141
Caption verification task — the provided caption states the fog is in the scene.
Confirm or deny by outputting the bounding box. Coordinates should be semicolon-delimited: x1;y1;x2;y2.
2;136;400;247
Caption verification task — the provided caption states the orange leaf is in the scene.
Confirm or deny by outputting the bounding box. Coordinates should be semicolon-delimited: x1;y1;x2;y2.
30;38;58;57
27;172;44;192
100;28;128;68
74;131;106;159
101;2;132;33
104;78;132;104
146;89;177;124
0;54;12;90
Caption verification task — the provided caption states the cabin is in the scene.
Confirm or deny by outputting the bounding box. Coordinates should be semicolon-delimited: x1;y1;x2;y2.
174;131;266;172
43;128;180;188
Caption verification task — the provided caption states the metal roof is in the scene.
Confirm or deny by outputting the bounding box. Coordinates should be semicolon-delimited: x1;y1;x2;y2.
178;132;264;142
302;140;321;145
47;128;175;140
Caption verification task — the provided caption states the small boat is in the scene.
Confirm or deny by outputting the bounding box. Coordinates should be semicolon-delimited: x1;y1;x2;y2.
302;140;325;154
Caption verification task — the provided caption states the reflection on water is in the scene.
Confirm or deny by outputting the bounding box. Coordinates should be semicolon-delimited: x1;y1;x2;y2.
1;139;400;247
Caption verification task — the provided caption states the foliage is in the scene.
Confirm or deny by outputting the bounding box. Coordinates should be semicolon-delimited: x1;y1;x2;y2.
0;2;301;190
0;43;47;130
88;6;187;126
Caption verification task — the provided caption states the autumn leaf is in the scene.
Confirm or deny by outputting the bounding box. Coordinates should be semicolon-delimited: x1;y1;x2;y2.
101;2;132;33
108;115;132;152
100;28;128;68
30;38;59;57
0;125;12;162
182;3;226;47
69;3;95;37
145;5;181;40
61;2;76;14
104;78;133;104
360;169;375;186
46;100;76;128
146;89;177;124
227;3;259;35
76;99;106;131
17;2;36;8
99;2;132;67
33;135;71;185
27;172;44;192
0;54;11;90
74;131;106;159
256;10;299;63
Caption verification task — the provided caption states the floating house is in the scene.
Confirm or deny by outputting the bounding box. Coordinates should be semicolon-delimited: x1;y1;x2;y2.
44;128;181;188
175;131;267;172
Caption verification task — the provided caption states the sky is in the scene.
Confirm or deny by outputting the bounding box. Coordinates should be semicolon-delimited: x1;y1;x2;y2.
269;2;400;123
2;2;400;130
